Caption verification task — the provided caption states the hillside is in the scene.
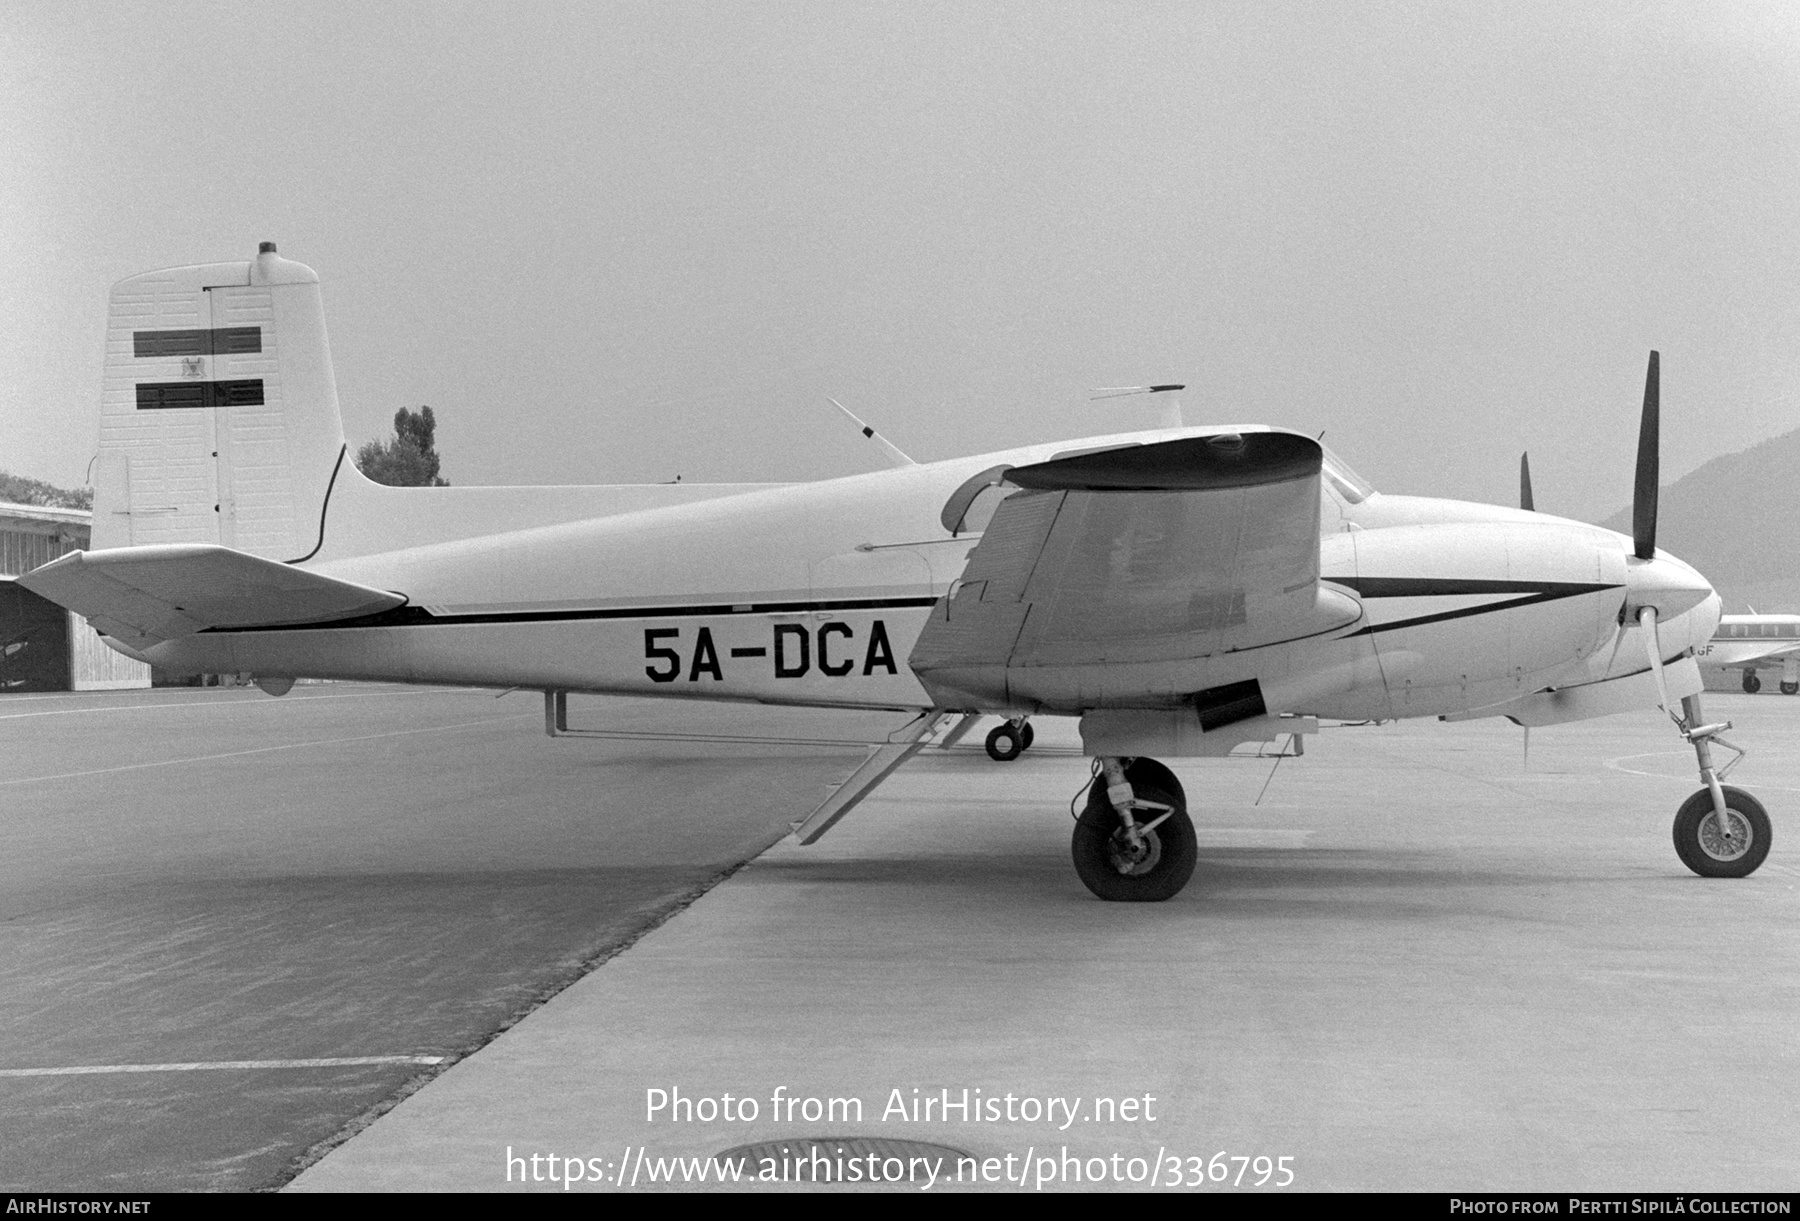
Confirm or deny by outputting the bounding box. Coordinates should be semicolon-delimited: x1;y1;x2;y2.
1596;428;1800;613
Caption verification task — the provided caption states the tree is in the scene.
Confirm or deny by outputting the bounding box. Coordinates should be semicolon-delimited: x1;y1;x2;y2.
0;470;92;510
355;406;450;487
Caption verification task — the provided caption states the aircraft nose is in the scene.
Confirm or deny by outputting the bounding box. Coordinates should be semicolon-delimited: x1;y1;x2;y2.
1623;549;1714;620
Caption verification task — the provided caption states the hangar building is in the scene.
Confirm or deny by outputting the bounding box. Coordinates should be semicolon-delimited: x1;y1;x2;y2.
0;501;150;692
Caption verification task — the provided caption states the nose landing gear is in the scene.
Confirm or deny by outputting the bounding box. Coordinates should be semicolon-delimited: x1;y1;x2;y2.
1671;692;1770;878
1637;609;1772;878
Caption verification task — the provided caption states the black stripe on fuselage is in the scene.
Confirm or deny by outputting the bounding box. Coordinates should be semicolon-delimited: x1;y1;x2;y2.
199;595;943;635
133;327;262;357
1331;577;1618;598
1327;578;1621;636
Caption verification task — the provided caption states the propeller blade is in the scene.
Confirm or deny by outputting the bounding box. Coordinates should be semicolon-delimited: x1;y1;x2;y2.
1633;351;1660;560
1519;452;1535;512
1639;605;1675;718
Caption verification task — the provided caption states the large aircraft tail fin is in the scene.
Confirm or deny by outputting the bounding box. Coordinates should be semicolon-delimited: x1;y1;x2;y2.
91;243;347;563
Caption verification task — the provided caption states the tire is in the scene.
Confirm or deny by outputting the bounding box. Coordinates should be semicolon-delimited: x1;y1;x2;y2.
1019;721;1035;750
1783;682;1798;696
985;723;1023;761
1743;672;1762;694
1672;786;1771;878
1071;779;1197;901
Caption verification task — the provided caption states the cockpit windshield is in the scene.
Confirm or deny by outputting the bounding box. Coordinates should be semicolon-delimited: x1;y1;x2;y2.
1320;445;1375;504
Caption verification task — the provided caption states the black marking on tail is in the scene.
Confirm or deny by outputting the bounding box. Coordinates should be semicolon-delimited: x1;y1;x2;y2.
285;444;346;565
136;380;264;409
133;327;261;357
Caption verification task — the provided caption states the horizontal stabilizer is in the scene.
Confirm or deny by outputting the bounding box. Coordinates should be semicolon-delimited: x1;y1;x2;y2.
18;545;405;647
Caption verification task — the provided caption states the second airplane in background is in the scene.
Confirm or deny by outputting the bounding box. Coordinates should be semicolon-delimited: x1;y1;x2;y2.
1700;614;1800;694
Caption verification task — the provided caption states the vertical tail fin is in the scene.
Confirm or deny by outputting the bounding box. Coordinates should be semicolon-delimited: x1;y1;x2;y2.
92;243;347;562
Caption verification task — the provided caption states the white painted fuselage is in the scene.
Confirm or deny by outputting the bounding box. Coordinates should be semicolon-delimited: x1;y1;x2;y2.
133;426;1721;726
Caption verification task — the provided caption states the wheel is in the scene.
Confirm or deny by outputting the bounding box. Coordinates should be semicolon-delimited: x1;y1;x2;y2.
1019;721;1035;750
1672;786;1771;878
985;723;1023;761
1071;778;1197;901
1743;672;1761;694
1783;682;1798;696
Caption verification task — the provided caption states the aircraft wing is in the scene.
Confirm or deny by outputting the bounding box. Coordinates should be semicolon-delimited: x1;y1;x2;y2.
18;545;405;648
910;432;1358;709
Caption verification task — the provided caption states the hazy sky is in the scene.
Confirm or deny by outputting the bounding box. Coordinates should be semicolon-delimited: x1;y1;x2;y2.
4;1;1797;523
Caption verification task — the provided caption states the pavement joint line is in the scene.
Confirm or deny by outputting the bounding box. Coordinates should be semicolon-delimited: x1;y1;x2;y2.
0;687;460;721
1605;751;1800;794
0;1057;446;1077
1357;739;1576;802
278;856;760;1186
0;714;535;787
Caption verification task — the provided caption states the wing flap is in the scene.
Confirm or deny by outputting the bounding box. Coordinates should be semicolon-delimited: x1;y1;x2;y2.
18;545;405;647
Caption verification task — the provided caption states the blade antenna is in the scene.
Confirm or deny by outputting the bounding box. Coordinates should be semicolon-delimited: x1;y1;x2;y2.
1633;352;1660;560
1519;452;1535;512
827;398;915;468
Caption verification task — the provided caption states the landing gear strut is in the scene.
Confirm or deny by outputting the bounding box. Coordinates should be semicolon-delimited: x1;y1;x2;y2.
1671;692;1770;877
984;717;1035;761
1070;757;1196;901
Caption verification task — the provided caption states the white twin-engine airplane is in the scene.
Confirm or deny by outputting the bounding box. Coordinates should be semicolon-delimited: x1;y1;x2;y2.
22;245;1774;900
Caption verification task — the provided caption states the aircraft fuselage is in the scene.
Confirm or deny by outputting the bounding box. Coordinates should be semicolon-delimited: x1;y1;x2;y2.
131;426;1720;727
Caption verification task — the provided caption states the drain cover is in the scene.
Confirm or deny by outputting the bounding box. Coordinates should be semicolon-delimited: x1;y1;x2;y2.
714;1136;971;1183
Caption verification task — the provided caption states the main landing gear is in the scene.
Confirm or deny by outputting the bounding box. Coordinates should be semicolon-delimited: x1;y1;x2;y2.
1741;670;1761;694
1669;693;1770;878
1071;757;1197;901
985;717;1036;761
